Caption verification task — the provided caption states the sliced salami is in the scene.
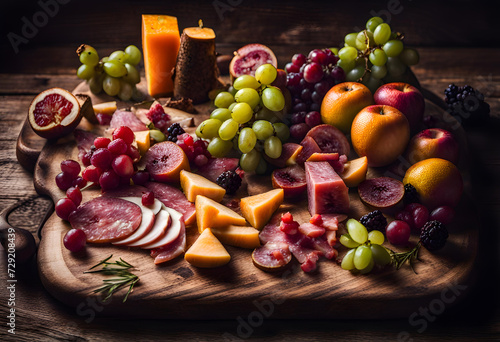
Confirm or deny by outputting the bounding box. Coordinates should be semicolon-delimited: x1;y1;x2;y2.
252;242;292;271
144;181;196;226
150;208;186;265
109;110;148;132
68;197;142;243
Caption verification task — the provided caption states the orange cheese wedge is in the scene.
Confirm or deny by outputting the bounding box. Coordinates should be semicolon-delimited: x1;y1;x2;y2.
180;170;225;202
240;189;284;230
184;228;231;268
195;195;246;233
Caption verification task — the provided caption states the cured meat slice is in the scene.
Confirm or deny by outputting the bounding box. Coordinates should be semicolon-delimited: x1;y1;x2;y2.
144;181;196;226
126;207;171;248
196;157;239;183
68;197;142;243
258;213;287;245
252;242;292;271
298;222;325;238
102;186;163;215
320;213;347;231
141;207;183;249
150;208;186;265
109;109;148;132
111;197;156;245
73;129;97;162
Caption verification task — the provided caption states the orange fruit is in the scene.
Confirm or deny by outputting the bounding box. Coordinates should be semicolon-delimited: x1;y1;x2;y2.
320;82;374;134
403;158;463;209
351;105;410;167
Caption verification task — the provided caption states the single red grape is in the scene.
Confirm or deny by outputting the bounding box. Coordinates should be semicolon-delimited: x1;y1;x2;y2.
305;111;322;127
82;165;103;183
55;198;77;221
142;191;155;207
429;206;455;225
112;154;134;178
91;148;113;170
112;126;135;145
55;171;74;191
93;137;111;149
131;171;150;185
107;138;128;155
60;159;81;178
66;186;82;207
386;220;411;245
99;170;120;191
292;53;307;67
63;228;86;252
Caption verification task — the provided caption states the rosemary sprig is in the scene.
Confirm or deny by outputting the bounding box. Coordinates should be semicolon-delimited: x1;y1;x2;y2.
389;241;422;273
85;255;139;303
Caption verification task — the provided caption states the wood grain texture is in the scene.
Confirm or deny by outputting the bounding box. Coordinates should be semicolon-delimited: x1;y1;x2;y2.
29;80;479;320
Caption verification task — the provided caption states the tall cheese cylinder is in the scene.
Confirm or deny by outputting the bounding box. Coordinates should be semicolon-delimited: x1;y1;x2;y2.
142;15;180;98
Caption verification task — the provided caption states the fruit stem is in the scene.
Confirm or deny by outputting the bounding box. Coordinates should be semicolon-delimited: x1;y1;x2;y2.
389;241;421;273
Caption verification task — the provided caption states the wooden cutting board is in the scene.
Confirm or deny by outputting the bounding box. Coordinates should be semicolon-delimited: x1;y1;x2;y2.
26;81;478;320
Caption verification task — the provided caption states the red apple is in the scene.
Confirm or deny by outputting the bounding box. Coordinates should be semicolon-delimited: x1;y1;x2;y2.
405;128;459;165
374;82;425;131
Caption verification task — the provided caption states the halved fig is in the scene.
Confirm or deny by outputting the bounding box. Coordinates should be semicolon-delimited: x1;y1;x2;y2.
140;141;190;183
358;177;404;209
28;88;83;139
271;164;307;198
229;43;278;79
306;124;350;156
252;242;292;272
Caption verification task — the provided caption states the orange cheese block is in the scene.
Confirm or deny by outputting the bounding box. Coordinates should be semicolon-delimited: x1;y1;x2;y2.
184;228;231;268
142;14;180;97
211;225;261;249
195;195;246;233
240;189;284;230
180;170;226;202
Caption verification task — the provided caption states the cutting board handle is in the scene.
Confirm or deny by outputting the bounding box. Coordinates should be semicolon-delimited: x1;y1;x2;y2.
16;118;46;173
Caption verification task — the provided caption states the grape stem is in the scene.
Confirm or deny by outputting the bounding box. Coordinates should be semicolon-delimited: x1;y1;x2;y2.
389;241;421;273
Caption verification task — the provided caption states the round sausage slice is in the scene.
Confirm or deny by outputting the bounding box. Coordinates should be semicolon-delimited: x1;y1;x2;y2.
68;197;142;243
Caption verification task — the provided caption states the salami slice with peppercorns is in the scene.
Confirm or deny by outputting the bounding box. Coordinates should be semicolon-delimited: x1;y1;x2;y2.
68;197;142;243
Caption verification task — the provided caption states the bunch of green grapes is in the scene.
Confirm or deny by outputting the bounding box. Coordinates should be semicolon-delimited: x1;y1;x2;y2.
196;64;290;173
340;219;392;274
337;16;419;93
76;44;142;101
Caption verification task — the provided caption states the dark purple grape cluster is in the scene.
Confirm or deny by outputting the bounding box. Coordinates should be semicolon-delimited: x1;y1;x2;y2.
285;48;345;139
166;122;185;142
444;84;490;126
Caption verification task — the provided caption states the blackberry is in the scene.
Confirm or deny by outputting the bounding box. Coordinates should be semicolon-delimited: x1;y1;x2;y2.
420;220;448;251
444;83;490;126
166;123;185;142
359;210;387;231
403;183;419;205
216;170;242;195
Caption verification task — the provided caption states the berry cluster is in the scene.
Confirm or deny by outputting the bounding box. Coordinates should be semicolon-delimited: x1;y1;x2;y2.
146;103;171;133
176;133;212;168
444;84;490;126
166;123;185;142
216;170;243;195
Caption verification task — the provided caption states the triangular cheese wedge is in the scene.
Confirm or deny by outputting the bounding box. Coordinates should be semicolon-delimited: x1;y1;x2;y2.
184;228;230;268
195;195;246;233
180;170;225;203
240;189;284;230
211;225;261;249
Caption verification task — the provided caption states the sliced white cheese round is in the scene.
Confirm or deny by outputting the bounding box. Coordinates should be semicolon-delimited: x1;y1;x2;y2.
141;207;183;249
125;206;171;248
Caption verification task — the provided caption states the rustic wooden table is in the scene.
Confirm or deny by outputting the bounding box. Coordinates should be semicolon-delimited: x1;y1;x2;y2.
1;0;499;340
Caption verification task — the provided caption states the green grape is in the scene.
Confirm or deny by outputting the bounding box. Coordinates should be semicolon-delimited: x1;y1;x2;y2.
124;45;142;65
329;47;339;55
103;60;127;78
109;50;129;63
341;248;356;270
368;230;385;245
264;136;282;159
219;118;239;141
340;234;360;249
255;63;277;85
344;32;358;47
359;257;375;274
345;66;365;82
366;16;384;32
228;102;238;112
77;64;95;80
400;48;419;66
273;122;290;142
122;63;140;84
239;149;261;172
238;127;257;153
370;244;391;266
337;58;355;72
346;219;368;244
207;137;233;158
255;157;267;175
373;23;391;45
118;80;133;101
255;106;275;121
353;245;372;270
386;57;406;76
370;65;388;79
235;88;260;109
210;108;232;122
233;74;260;90
214;91;235;108
261;87;285;112
231;102;253;124
195;118;223;139
362;73;382;94
78;45;99;66
355;31;368;50
103;75;120;96
369;48;388;66
338;46;358;62
383;39;404;57
88;73;104;94
228;85;238;96
252;120;274;140
149;129;166;142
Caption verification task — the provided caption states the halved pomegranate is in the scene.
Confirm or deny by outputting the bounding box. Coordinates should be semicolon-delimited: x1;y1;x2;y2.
28;88;83;139
229;43;278;79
